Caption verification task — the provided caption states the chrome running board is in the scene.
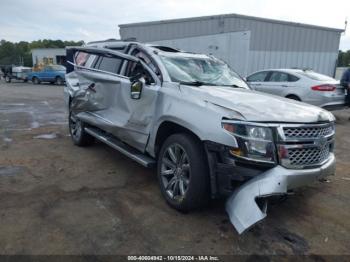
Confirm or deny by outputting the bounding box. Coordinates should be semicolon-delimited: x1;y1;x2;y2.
84;127;156;168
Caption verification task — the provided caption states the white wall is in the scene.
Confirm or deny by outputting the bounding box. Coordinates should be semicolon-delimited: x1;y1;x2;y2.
31;48;65;65
150;31;338;77
247;51;338;76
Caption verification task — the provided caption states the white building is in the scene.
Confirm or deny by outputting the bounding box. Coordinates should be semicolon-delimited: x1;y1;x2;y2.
119;13;344;77
31;48;66;67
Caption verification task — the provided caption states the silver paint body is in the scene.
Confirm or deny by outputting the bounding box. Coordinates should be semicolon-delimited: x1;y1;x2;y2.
64;42;336;234
247;68;346;109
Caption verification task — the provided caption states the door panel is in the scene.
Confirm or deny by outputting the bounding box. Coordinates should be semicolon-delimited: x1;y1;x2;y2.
261;82;288;96
41;67;50;81
71;69;122;113
262;72;297;96
113;47;161;151
67;46;159;152
96;76;159;151
247;71;270;92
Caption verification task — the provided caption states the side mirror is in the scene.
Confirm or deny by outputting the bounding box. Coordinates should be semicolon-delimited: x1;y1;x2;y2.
130;80;144;99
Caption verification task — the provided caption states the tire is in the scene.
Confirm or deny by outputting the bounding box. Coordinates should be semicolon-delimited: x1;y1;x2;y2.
55;76;63;85
68;110;94;146
32;77;40;84
157;133;210;212
5;76;11;83
286;95;301;101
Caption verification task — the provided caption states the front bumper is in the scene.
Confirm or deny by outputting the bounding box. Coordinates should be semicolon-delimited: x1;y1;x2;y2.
225;153;335;234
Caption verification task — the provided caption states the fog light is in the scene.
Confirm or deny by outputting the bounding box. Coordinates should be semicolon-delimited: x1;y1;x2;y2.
230;148;243;157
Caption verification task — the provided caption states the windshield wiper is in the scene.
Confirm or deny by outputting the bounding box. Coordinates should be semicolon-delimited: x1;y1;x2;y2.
179;81;216;86
178;81;205;86
225;84;245;88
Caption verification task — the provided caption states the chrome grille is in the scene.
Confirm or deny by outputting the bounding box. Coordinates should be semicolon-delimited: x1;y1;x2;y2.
279;123;334;168
287;145;330;166
283;125;333;139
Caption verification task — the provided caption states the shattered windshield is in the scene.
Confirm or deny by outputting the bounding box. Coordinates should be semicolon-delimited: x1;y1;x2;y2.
159;54;249;88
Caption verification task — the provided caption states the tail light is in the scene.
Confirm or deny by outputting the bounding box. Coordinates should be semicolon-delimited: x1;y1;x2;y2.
311;84;336;91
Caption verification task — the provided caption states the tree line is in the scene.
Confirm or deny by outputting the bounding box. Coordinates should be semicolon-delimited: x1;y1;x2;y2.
338;50;350;67
0;39;84;67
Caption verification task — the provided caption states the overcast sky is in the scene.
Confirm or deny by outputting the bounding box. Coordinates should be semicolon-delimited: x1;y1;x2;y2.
1;0;349;50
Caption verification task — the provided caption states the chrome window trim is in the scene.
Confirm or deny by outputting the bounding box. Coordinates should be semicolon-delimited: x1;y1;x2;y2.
68;61;131;80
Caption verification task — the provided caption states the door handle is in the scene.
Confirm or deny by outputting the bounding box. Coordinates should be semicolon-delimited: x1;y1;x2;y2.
85;83;96;93
72;82;80;87
281;85;288;87
255;83;261;86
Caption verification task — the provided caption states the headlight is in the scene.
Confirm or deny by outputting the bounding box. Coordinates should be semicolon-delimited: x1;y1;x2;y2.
222;122;276;163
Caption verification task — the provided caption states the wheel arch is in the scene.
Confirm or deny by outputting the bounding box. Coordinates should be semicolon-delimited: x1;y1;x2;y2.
68;95;72;107
285;94;301;101
154;120;202;157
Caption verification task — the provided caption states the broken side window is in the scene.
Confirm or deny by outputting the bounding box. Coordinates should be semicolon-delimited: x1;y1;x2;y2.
75;51;90;66
97;56;123;74
125;61;155;84
130;49;162;81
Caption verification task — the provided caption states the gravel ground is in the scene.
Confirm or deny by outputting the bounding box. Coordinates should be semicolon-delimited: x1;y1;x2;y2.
0;80;349;256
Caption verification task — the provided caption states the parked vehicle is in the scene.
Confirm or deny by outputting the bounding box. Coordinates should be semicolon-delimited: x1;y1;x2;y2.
28;65;66;85
246;69;346;110
0;65;32;83
64;42;336;234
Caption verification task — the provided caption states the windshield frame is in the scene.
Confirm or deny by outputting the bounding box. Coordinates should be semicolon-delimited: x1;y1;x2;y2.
157;52;250;89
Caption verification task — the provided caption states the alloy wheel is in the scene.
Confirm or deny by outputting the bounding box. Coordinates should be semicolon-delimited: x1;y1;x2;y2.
69;113;82;140
160;143;191;200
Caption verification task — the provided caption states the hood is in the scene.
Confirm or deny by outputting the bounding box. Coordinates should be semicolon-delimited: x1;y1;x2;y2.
181;85;334;123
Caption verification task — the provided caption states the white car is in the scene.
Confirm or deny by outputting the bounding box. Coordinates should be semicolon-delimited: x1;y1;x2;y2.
246;69;346;110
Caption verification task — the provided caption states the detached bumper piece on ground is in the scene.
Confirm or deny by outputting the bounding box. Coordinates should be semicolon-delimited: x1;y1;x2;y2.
226;154;335;234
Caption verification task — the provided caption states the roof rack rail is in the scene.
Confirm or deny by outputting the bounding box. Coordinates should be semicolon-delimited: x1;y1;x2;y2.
87;38;122;45
87;38;138;45
150;45;181;52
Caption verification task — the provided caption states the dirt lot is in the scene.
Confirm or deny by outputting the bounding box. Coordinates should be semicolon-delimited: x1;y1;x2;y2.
0;80;349;256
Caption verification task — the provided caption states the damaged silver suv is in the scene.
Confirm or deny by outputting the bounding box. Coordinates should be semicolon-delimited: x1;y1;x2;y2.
64;41;336;234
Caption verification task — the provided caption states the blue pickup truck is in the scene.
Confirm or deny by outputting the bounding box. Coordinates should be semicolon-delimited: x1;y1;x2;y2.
28;65;66;85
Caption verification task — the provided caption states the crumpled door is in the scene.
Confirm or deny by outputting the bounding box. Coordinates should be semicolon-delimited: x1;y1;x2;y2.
70;69;121;114
66;46;158;152
107;73;159;152
66;46;139;115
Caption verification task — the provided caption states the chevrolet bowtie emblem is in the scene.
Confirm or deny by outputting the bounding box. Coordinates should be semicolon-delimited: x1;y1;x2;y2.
315;136;327;148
